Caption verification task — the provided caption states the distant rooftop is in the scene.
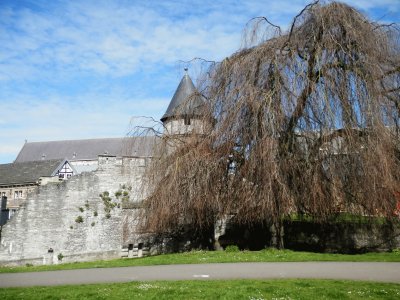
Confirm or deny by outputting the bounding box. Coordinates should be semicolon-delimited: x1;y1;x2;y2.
0;159;66;186
15;136;158;163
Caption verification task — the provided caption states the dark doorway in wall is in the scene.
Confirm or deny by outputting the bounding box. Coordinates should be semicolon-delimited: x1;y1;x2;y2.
138;243;144;257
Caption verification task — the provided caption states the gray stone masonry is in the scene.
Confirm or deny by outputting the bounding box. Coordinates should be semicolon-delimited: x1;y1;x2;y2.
0;156;149;266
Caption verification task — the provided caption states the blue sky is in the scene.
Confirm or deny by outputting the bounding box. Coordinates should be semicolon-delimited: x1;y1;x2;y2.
0;0;398;163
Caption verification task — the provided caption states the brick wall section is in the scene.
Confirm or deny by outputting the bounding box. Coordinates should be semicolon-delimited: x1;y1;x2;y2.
0;156;147;266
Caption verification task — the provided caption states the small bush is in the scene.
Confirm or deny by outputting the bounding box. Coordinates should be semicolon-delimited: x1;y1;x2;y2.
115;190;122;198
392;248;400;254
57;253;64;261
225;245;240;252
25;263;33;267
91;222;95;227
93;211;98;217
123;191;129;196
105;213;111;219
69;225;73;229
78;207;84;212
85;202;90;209
75;216;83;223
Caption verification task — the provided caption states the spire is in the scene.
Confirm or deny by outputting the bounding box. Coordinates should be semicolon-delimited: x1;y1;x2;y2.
161;70;205;122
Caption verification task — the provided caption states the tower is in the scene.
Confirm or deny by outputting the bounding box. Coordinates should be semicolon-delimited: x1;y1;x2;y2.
161;69;206;135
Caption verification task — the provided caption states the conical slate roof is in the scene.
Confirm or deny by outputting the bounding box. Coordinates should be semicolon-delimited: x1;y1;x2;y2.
161;73;205;122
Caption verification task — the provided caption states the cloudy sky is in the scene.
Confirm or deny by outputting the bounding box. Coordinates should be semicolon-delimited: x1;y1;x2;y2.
0;0;398;163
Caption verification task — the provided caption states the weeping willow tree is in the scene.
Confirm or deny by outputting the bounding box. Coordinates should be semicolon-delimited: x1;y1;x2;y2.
138;1;400;249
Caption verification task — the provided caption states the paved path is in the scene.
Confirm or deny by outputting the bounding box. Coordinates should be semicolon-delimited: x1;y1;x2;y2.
1;262;400;287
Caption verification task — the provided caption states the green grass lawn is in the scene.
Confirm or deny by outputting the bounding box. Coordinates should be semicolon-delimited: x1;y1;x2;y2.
1;248;399;274
0;279;399;299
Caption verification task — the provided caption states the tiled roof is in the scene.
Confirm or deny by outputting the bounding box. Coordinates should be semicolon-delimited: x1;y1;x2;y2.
0;159;65;186
161;74;205;122
15;137;157;163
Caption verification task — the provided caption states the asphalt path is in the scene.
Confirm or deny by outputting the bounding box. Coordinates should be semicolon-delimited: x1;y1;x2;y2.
0;262;400;287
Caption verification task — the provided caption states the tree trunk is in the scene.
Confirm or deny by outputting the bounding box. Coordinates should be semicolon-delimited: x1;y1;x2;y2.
270;220;284;249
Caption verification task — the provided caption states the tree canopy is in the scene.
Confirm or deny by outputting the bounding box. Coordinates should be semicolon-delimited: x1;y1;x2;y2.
137;1;400;248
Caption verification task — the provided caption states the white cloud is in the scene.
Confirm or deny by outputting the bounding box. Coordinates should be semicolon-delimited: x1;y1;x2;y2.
0;0;398;163
0;1;242;81
2;0;396;82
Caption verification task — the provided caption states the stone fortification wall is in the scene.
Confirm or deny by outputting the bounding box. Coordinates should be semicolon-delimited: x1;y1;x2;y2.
0;156;148;266
284;220;400;253
217;219;400;253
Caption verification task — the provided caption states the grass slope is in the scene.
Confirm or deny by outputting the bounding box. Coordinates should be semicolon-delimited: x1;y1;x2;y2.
0;279;399;299
1;249;400;274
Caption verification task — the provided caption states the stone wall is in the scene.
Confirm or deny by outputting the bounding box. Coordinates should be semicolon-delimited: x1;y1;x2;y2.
2;151;398;266
284;220;400;253
217;219;400;253
163;118;205;135
0;155;149;266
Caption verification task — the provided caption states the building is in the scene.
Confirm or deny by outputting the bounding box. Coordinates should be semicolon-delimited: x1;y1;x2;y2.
15;137;156;174
0;159;75;219
0;71;208;265
161;69;206;135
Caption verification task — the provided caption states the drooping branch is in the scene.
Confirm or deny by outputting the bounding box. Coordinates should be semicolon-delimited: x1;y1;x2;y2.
135;1;400;245
280;25;324;154
287;0;320;43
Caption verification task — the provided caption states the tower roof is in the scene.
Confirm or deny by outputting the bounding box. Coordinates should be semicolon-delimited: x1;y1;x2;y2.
161;72;205;122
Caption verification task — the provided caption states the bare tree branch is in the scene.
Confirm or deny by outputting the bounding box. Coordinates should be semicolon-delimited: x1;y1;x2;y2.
134;1;400;250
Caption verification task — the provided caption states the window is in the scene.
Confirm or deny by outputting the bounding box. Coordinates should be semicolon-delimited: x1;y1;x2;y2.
184;116;191;125
9;209;17;219
14;191;18;199
19;191;23;198
59;174;65;179
67;174;72;179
